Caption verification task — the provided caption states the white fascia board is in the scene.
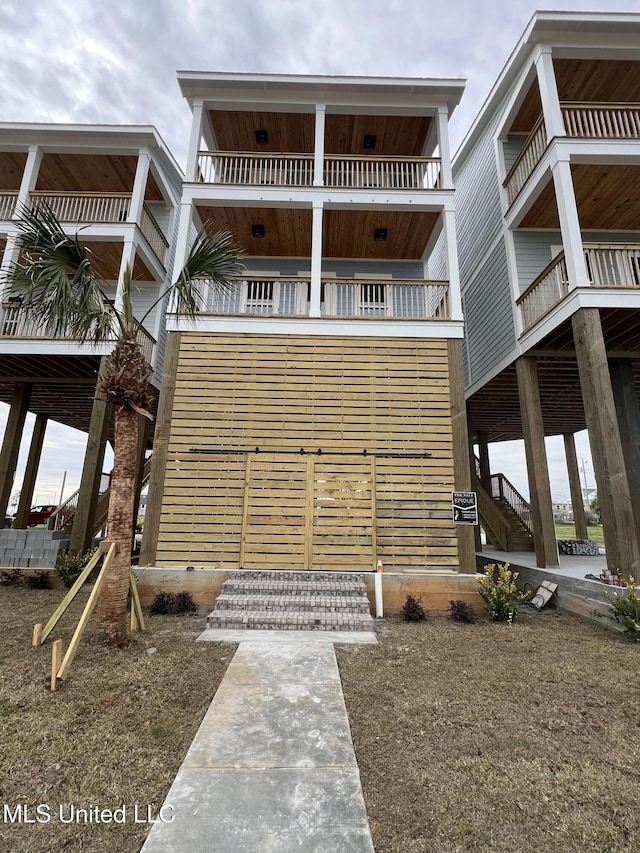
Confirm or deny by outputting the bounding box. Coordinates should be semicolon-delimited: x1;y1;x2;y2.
167;315;464;339
2;222;137;243
183;184;452;213
0;340;114;357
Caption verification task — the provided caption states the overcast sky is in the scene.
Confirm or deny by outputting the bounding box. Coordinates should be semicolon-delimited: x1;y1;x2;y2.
0;0;628;507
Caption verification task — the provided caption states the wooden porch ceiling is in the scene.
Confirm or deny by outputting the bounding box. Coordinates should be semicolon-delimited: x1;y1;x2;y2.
0;152;28;190
208;111;432;156
519;164;640;230
467;308;640;443
0;353;159;436
82;241;156;282
511;59;640;133
197;205;437;259
33;154;163;200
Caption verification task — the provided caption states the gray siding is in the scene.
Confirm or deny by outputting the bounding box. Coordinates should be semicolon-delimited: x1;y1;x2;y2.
453;109;503;284
503;135;526;174
427;230;447;280
463;240;515;386
513;230;561;292
243;258;425;279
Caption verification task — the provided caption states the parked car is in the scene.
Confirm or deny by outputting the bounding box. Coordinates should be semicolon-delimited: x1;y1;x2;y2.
27;504;57;526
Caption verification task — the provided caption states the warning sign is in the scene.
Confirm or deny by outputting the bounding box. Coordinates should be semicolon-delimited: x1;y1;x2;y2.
452;491;478;525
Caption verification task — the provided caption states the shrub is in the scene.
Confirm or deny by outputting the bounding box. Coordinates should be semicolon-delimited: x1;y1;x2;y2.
400;594;427;622
0;568;21;587
477;562;524;623
448;599;477;623
24;570;51;589
599;576;640;642
150;591;197;616
56;550;95;589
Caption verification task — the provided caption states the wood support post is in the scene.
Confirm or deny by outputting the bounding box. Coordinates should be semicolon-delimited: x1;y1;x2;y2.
563;432;588;541
0;383;32;521
467;406;482;552
70;360;111;554
516;357;559;567
132;414;150;530
572;310;640;582
477;430;491;492
140;332;181;566
15;413;48;528
609;358;640;555
448;340;476;574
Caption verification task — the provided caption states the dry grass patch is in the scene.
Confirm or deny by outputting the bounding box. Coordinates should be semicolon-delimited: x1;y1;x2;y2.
0;586;235;853
336;611;639;853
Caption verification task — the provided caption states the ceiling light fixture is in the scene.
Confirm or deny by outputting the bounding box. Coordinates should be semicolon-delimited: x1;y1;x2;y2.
374;228;388;241
251;224;265;238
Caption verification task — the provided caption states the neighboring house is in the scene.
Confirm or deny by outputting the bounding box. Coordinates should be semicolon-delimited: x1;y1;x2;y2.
452;11;640;579
0;125;182;552
140;72;478;578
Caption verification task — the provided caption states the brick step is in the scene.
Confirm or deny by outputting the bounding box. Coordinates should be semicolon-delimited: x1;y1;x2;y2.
221;578;367;596
228;570;367;583
214;593;371;614
207;609;374;632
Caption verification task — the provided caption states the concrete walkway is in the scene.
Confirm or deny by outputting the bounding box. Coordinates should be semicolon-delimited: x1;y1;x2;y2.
141;638;375;852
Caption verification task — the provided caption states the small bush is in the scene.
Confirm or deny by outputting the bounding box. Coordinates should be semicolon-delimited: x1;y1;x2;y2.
24;571;52;590
400;594;427;622
599;576;640;642
56;550;95;589
150;591;197;616
0;568;21;587
477;562;524;623
448;599;477;623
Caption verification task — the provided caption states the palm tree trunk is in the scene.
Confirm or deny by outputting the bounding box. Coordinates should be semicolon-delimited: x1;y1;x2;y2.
94;405;139;646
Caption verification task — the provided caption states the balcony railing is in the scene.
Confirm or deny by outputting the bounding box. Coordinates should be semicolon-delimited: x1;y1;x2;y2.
504;102;640;209
28;192;167;265
0;302;156;363
0;192;18;221
504;116;548;207
198;152;314;186
323;156;441;190
197;151;442;190
517;245;640;331
187;277;450;320
562;102;640;140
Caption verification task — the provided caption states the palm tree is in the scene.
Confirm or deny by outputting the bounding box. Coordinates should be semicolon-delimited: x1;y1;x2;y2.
4;204;244;645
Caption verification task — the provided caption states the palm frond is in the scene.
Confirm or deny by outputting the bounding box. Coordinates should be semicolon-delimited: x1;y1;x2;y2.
171;226;245;318
4;203;114;344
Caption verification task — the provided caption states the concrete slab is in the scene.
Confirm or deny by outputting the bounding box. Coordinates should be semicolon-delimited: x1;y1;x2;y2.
141;640;374;853
140;767;374;853
196;628;378;645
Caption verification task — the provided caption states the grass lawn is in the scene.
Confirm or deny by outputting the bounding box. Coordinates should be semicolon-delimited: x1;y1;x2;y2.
336;611;639;853
0;585;235;853
555;524;604;544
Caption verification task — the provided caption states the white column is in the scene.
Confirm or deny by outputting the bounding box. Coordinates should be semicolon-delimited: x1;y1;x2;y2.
167;202;195;314
436;107;452;189
309;201;323;317
115;240;137;312
128;148;151;225
443;208;463;320
552;156;590;289
185;99;205;183
534;46;565;140
313;104;326;186
16;145;43;209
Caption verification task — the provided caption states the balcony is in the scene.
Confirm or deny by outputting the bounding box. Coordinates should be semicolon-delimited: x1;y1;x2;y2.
0;302;156;363
0;192;18;221
26;192;169;266
504;103;640;207
187;277;450;320
197;152;441;190
516;244;640;331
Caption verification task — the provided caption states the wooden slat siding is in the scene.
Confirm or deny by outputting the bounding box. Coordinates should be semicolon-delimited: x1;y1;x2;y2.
155;333;459;571
462;241;515;387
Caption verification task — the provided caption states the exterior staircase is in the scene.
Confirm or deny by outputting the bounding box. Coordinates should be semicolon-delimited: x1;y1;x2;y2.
207;570;374;631
474;461;535;552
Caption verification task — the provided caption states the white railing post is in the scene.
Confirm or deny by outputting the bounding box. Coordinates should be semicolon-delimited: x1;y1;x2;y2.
16;145;43;211
310;201;323;318
314;104;326;187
